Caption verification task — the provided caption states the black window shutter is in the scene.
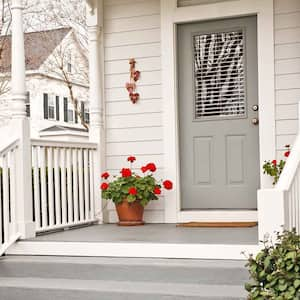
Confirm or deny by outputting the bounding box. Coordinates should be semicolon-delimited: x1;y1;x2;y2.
75;101;78;124
81;102;85;123
43;93;48;119
56;96;60;121
64;97;68;122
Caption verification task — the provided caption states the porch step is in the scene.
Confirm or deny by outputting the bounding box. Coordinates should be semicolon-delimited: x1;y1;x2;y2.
0;256;248;299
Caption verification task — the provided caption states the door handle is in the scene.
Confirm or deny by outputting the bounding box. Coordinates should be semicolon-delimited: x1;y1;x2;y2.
252;118;259;125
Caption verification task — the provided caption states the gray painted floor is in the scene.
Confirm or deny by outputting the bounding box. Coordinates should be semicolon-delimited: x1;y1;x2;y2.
30;224;258;245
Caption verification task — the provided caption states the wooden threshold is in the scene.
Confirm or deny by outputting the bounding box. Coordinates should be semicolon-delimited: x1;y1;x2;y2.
176;222;258;228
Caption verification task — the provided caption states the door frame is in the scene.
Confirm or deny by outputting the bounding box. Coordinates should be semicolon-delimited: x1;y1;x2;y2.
161;0;275;223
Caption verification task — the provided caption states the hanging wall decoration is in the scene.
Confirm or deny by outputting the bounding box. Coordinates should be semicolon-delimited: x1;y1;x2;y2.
126;58;140;104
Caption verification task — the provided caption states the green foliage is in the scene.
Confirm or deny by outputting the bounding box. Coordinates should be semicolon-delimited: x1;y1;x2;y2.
102;174;160;207
245;229;300;299
263;145;290;185
263;160;286;185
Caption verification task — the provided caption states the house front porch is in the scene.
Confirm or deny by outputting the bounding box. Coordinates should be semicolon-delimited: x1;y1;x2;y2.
6;224;259;260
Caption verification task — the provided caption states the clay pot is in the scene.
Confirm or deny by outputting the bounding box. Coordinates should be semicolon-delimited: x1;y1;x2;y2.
115;199;145;226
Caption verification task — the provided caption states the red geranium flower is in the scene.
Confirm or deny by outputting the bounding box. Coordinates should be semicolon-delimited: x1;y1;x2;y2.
101;182;109;190
163;180;173;190
141;166;148;173
153;187;161;195
128;187;137;195
146;163;156;172
284;151;290;158
101;172;110;180
121;168;132;177
272;160;277;166
127;156;136;163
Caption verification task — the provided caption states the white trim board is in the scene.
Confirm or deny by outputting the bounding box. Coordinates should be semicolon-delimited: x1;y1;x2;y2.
7;241;260;260
161;0;275;223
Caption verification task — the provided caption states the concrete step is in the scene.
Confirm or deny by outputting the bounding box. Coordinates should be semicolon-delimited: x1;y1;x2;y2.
0;256;248;299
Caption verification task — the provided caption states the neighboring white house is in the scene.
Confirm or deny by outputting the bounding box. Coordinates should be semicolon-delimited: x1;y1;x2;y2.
0;27;90;142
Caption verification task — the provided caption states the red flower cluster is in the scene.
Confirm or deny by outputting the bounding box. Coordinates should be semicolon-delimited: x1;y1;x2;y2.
128;187;137;195
121;168;132;177
272;160;277;166
153;186;161;195
127;156;136;163
141;163;157;173
101;182;109;190
101;172;110;180
163;180;173;190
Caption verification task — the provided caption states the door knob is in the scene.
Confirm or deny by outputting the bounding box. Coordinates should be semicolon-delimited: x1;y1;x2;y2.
252;105;259;111
252;118;259;125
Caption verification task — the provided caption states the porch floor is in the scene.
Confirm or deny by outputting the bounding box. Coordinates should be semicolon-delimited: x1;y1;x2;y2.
29;224;258;245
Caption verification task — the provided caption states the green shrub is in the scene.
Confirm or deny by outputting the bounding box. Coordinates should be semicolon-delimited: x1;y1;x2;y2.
245;229;300;299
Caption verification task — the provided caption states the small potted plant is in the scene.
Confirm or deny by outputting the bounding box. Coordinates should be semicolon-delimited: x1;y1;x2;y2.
100;156;173;226
263;145;290;185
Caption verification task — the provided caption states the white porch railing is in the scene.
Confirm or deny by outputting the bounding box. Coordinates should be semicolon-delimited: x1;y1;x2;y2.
0;139;21;255
258;102;300;241
31;139;98;233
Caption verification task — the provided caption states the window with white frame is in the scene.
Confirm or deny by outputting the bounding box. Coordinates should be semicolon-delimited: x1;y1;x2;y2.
48;95;55;120
67;99;75;123
44;93;60;121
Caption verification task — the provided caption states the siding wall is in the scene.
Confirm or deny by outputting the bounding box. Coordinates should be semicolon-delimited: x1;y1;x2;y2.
103;0;164;223
274;0;300;156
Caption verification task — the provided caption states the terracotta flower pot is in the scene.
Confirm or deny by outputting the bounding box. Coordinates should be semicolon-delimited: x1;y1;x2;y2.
115;199;145;226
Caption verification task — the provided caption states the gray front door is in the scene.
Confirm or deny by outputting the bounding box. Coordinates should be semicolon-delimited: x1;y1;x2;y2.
177;16;260;210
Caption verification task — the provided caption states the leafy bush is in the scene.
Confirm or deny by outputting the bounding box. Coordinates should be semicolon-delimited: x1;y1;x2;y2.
245;229;300;299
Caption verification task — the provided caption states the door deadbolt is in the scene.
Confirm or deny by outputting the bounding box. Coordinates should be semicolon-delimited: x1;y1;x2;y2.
252;118;259;125
252;105;259;111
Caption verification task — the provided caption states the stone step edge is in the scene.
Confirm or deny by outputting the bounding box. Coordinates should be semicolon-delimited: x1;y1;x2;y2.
0;277;247;298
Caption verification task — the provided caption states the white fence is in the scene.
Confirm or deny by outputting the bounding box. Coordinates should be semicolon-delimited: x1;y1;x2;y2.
0;139;21;255
31;139;98;233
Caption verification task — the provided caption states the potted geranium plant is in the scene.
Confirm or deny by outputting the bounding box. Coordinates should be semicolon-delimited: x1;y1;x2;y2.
100;156;173;226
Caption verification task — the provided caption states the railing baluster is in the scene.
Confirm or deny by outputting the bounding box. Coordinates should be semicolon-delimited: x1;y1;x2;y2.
60;148;67;225
9;149;17;235
32;146;41;229
66;148;73;223
72;149;79;223
54;148;61;225
40;146;48;228
78;149;84;221
89;150;95;220
83;149;90;221
2;154;9;243
47;147;54;227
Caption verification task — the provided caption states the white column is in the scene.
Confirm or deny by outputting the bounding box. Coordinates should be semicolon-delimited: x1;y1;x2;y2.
10;0;35;238
87;1;106;223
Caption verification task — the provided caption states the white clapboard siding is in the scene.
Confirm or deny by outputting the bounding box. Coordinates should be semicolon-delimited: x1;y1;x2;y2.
275;58;300;75
274;0;300;154
274;0;300;14
104;14;160;34
107;127;163;143
106;99;162;116
276;120;298;136
103;0;163;222
106;85;161;102
104;0;160;19
276;104;298;120
105;28;160;48
107;113;162;129
276;89;300;105
105;43;161;61
106;140;163;156
105;57;161;75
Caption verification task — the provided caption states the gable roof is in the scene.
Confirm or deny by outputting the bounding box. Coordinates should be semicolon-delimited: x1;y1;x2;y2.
0;27;72;73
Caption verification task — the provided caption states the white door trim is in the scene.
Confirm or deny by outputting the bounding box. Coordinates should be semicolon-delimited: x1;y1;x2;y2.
161;0;275;223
